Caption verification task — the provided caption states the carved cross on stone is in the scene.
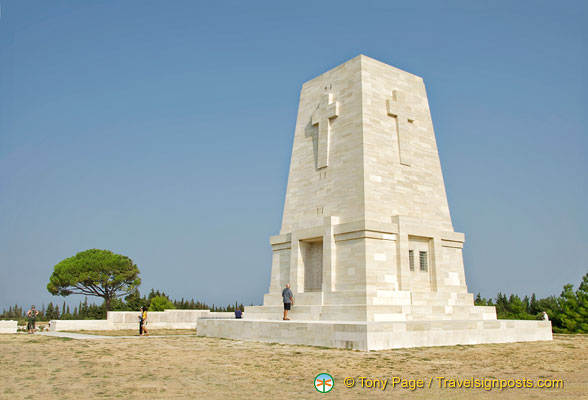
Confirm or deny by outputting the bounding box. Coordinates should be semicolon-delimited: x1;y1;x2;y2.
311;93;339;169
386;90;415;166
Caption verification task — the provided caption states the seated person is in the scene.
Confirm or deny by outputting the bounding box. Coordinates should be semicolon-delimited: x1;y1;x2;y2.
235;309;243;319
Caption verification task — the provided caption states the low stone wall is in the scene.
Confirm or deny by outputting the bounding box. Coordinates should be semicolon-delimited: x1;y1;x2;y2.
197;319;553;351
199;312;234;319
50;319;109;331
0;320;17;333
50;309;237;331
106;309;216;330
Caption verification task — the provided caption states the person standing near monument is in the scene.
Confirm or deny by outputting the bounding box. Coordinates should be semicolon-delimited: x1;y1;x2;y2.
282;284;293;320
26;305;39;334
139;306;149;336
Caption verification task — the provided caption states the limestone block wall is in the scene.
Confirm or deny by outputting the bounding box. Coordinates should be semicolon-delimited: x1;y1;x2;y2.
438;245;468;293
50;319;109;331
106;309;218;329
268;245;291;294
199;312;235;319
49;310;235;331
365;236;399;294
360;56;453;229
0;320;17;333
266;220;470;300
198;319;552;351
280;56;365;233
334;236;367;292
278;56;458;239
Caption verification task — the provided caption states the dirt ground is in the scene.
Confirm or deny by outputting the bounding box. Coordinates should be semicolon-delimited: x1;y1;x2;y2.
0;332;586;399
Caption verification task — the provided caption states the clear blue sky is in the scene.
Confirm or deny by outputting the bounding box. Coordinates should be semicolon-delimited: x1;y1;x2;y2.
1;0;586;311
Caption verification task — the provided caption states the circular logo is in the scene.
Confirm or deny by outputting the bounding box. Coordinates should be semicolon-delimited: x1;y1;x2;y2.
314;373;334;393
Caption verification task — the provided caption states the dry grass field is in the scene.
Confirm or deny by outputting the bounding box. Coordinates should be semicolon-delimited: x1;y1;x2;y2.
0;332;586;399
62;329;196;336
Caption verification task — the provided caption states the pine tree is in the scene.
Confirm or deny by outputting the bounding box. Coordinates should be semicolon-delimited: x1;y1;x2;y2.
475;293;489;306
46;303;55;320
124;290;143;311
529;293;539;315
559;284;580;333
495;292;508;318
79;297;90;319
507;294;532;319
536;295;561;327
575;273;588;333
523;295;530;314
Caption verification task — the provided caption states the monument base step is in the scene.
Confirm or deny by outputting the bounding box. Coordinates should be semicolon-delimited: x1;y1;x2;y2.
197;318;552;351
244;304;497;322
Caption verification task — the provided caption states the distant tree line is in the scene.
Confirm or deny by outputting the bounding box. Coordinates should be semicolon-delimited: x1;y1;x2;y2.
0;288;246;322
6;274;586;332
475;272;588;333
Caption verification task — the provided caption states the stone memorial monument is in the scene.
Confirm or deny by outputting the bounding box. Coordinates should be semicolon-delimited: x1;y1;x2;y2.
198;55;552;350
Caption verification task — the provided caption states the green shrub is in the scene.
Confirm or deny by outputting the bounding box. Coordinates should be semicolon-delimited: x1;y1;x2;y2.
148;296;176;312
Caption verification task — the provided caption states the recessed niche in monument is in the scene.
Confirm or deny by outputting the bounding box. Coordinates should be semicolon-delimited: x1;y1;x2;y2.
301;238;323;292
